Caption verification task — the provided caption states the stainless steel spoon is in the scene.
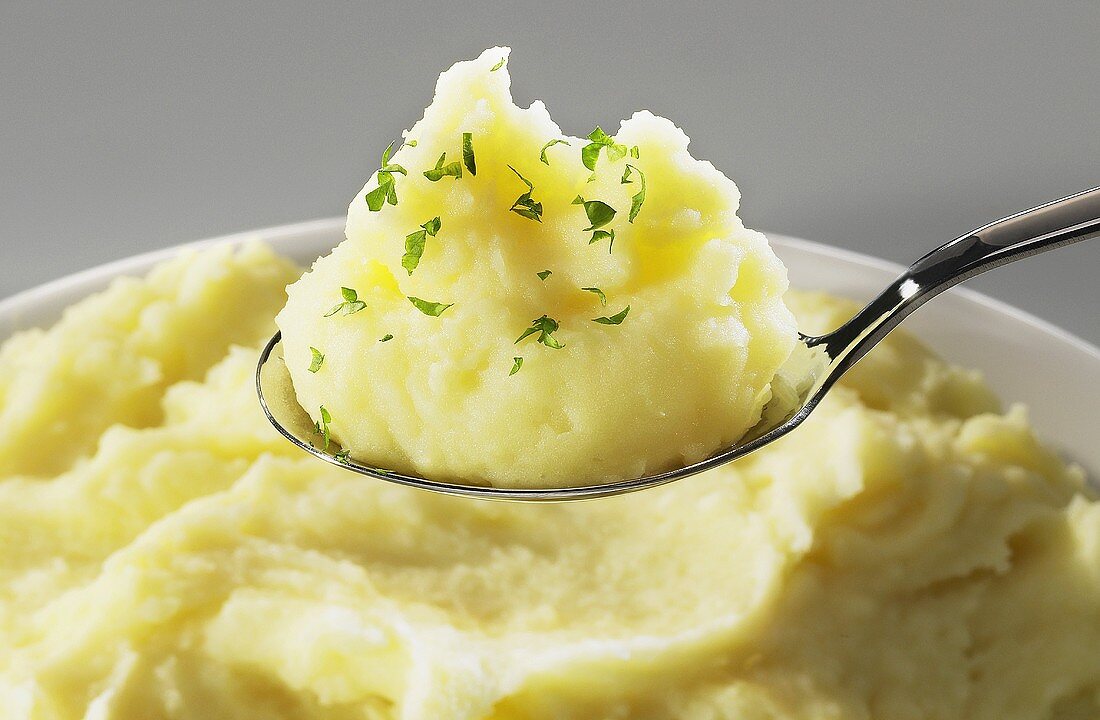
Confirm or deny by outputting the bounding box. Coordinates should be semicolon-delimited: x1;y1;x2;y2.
258;186;1100;501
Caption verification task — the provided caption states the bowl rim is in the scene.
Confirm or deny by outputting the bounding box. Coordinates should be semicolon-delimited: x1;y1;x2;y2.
2;217;1097;363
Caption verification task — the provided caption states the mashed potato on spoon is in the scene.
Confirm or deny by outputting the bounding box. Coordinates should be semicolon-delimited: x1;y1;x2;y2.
276;47;797;488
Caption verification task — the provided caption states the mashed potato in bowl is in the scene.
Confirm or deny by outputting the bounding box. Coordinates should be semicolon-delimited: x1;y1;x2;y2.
1;241;1099;719
3;48;1100;720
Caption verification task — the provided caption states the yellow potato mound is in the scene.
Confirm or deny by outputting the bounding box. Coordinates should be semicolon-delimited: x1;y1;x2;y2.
276;48;797;488
1;244;1099;719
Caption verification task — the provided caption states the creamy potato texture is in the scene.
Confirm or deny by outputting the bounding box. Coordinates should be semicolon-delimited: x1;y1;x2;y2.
2;243;1100;719
276;48;797;487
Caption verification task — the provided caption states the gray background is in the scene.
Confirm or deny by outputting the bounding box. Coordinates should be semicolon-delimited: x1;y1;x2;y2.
2;1;1097;344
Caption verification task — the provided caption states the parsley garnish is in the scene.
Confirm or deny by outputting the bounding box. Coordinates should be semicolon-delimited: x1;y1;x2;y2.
588;228;615;252
621;163;646;223
507;165;543;222
462;133;476;176
516;315;564;349
572;195;616;231
406;140;418;147
408;296;453;316
630;145;640;159
334;449;351;463
308;347;325;373
491;57;505;71
582;287;607;305
316;405;333;450
539;139;571;165
364;142;408;211
423;152;463;181
581;126;628;171
593;305;630;325
380;334;394;342
509;357;523;375
401;216;442;275
537;270;552;280
324;287;367;317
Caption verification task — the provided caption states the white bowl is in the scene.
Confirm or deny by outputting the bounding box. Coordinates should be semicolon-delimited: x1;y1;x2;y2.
2;219;1097;476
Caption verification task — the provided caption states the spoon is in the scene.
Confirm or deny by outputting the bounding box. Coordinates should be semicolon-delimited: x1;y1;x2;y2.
258;185;1100;501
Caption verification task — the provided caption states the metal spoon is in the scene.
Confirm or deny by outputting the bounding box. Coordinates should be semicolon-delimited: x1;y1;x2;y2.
258;186;1100;501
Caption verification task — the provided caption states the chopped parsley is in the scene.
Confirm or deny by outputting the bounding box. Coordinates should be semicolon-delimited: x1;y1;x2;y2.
423;152;463;181
516;314;564;349
581;126;628;171
379;334;394;342
621;163;646;223
581;287;607;305
507;165;543;222
406;139;418;147
333;449;351;464
408;296;453;316
401;216;442;275
324;287;367;317
572;195;616;231
539;139;571;165
491;57;506;71
316;405;333;450
364;142;408;211
509;356;523;375
630;145;640;159
536;269;552;280
462;133;476;176
308;347;325;373
593;305;630;325
588;228;615;252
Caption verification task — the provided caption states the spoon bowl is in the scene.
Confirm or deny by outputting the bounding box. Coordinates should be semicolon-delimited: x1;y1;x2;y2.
258;186;1100;501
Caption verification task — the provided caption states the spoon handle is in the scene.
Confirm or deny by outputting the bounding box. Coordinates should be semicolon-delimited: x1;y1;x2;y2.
811;185;1100;379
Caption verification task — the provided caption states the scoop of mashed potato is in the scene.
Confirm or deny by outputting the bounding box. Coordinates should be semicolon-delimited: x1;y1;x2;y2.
2;243;1100;720
276;48;797;488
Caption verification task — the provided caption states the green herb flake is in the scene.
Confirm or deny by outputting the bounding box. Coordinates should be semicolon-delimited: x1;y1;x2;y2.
536;270;552;280
401;216;442;275
406;140;418;147
580;199;616;231
334;449;351;464
509;356;523;375
515;314;564;349
491;57;505;71
318;405;333;450
571;195;585;205
622;163;646;223
364;141;408;211
539;138;571;165
581;287;607;305
324;287;367;317
581;126;629;171
630;145;640;159
308;347;325;373
507;165;543;222
423;152;463;182
462;133;476;176
380;334;394;342
588;228;615;252
408;296;453;316
422;216;441;235
593;305;630;325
